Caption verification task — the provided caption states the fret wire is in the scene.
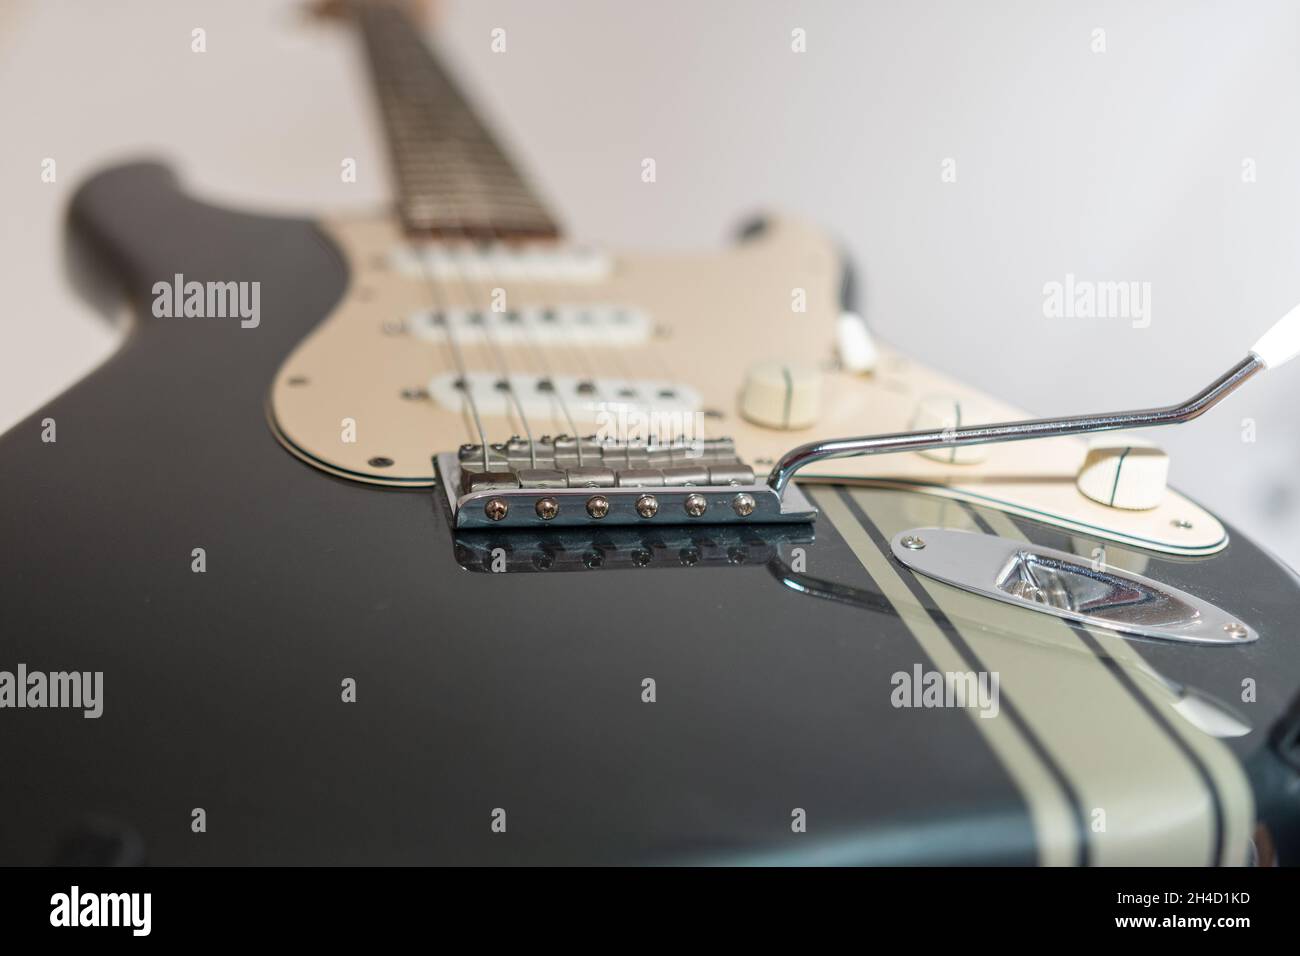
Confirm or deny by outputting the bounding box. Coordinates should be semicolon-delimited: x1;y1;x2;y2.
359;5;561;240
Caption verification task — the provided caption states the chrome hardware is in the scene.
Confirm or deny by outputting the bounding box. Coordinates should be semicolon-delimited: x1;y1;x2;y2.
440;453;815;529
458;436;748;491
890;527;1260;646
683;494;708;517
768;551;1251;737
767;356;1264;496
455;524;814;575
446;325;1300;531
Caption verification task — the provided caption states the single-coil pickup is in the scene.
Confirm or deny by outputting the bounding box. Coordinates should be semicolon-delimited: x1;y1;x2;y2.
428;372;701;430
390;245;611;282
409;306;650;347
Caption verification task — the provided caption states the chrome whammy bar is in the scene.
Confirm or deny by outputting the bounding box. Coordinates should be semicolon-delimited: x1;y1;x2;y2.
441;304;1300;529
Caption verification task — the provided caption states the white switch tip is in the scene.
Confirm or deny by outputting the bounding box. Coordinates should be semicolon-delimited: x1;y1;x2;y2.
1250;302;1300;369
836;312;878;373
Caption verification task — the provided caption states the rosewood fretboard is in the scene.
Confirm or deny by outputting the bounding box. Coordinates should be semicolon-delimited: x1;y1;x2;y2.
357;5;560;240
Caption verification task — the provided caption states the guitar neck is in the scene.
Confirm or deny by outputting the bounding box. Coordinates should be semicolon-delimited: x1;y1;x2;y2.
357;4;560;240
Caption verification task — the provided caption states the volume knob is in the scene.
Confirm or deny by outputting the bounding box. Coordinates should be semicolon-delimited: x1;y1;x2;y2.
739;361;822;430
1076;437;1168;510
910;395;989;464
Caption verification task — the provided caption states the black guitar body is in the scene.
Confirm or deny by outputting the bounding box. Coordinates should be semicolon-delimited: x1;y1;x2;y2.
2;162;1298;866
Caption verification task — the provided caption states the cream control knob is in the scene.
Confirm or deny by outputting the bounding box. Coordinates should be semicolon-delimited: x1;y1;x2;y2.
910;395;989;464
739;361;822;429
1076;436;1168;510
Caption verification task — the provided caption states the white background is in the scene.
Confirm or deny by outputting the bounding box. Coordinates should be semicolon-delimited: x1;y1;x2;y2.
2;0;1298;563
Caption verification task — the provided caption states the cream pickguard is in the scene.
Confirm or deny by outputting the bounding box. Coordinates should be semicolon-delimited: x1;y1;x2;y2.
268;215;1226;556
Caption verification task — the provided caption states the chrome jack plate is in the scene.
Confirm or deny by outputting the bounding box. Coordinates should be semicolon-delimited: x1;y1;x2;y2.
890;528;1259;646
437;453;818;530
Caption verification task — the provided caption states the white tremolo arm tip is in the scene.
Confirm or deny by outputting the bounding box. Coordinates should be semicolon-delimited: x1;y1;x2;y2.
1250;302;1300;369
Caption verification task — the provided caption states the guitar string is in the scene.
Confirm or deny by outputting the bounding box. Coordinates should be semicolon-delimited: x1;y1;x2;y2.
444;213;541;469
485;233;590;467
472;203;624;471
413;238;491;473
414;157;559;474
468;235;546;468
359;7;489;468
560;253;701;452
420;164;700;475
544;237;642;463
383;5;705;473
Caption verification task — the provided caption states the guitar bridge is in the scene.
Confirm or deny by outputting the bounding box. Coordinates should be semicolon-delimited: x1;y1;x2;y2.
437;438;817;529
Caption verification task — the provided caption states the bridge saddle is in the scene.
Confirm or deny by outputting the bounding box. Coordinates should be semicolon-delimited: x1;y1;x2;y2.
438;437;817;529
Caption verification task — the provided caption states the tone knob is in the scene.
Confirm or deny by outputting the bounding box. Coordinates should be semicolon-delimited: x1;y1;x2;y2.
1076;436;1168;510
739;361;822;429
910;395;988;464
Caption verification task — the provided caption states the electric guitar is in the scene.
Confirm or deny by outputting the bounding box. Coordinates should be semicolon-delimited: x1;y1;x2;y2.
2;0;1299;866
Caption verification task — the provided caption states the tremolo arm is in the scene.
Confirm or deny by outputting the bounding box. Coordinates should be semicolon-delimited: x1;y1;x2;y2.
440;305;1300;530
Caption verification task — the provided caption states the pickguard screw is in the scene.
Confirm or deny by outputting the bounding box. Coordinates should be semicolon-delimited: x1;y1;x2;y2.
368;456;394;468
485;498;509;521
1171;519;1194;529
732;493;756;517
535;497;559;520
900;534;926;550
636;495;659;518
684;493;708;517
1224;622;1249;640
586;495;610;519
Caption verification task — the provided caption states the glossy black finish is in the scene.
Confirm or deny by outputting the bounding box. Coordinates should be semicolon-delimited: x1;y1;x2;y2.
0;163;1297;865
